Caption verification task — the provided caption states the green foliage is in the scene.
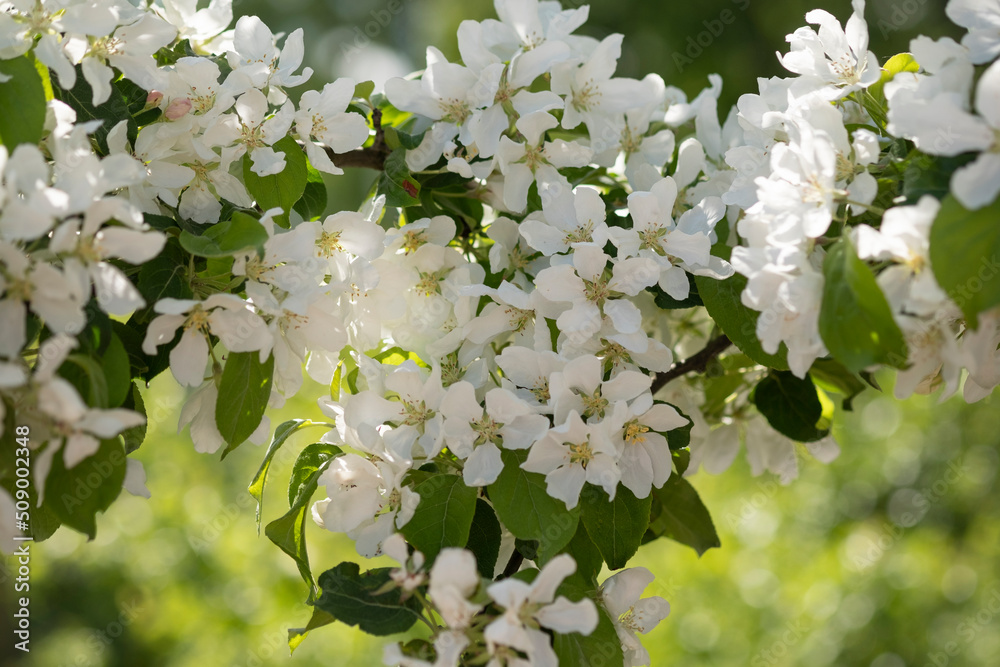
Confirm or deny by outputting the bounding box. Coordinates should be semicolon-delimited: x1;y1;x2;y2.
52;66;150;153
552;577;626;667
752;371;829;442
179;211;269;258
43;439;127;539
0;53;47;150
869;52;920;105
644;476;720;556
242;135;308;227
377;149;421;207
809;358;869;411
293;162;329;220
696;273;790;370
929;194;1000;328
248;419;317;530
488;449;580;563
465;499;502;578
820;238;908;373
266;442;343;596
400;473;478;562
136;238;193;315
216;352;275;457
579;483;652;570
649;278;703;309
314;562;423;636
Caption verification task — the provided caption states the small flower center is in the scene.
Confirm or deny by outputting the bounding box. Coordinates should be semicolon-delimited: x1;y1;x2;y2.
623;419;649;446
565;221;595;245
401;229;427;254
504;306;532;333
414;268;450;296
401;400;435;427
581;391;608;419
317;230;344;257
568;438;595;467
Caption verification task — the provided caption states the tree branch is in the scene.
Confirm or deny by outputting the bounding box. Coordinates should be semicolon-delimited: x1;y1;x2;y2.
651;334;732;394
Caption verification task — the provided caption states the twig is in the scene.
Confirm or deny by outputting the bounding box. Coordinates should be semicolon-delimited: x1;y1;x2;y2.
651;334;732;394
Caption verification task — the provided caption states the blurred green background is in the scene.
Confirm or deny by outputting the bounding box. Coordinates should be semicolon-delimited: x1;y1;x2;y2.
6;1;999;666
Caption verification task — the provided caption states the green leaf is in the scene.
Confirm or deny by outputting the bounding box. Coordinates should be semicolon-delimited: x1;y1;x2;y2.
120;383;147;454
179;211;269;257
696;273;789;370
265;443;341;598
819;238;908;372
665;403;694;450
752;371;829;442
579;484;652;570
43;439;127;539
287;608;336;654
552;578;625;667
644;476;720;556
136;238;193;308
400;473;478;563
0;54;46;150
102;331;131;408
242;135;308;228
52;64;135;154
377;149;421;208
902;153;975;203
465;499;502;578
314;562;423;636
59;354;109;409
672;448;691;476
869;53;920;105
265;503;314;593
809;358;868;411
648;278;702;309
560;522;603;587
488;449;579;563
353;80;375;102
247;419;315;531
930;194;1000;328
216;352;274;458
292;162;328;220
288;442;343;508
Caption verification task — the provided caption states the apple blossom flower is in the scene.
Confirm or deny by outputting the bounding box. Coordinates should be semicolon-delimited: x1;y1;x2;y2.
777;0;880;97
226;15;312;97
599;567;670;667
141;295;273;387
945;0;1000;64
204;88;295;176
295;78;371;175
522;410;621;508
485;554;598;667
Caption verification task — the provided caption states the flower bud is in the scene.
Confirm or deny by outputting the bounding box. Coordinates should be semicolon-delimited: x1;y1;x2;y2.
165;98;193;120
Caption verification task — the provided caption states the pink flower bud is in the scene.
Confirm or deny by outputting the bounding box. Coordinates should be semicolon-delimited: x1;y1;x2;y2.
165;98;193;120
146;90;164;107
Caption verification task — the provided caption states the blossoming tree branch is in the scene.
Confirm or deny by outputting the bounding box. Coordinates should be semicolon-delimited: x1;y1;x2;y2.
1;0;999;664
